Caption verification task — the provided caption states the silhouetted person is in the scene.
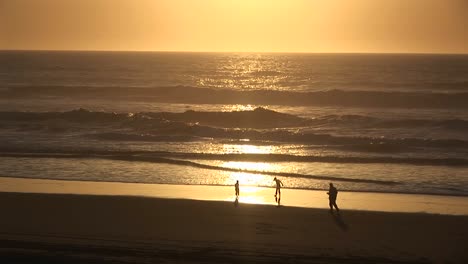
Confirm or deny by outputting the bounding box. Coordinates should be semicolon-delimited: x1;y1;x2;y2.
235;180;240;196
327;183;339;213
273;177;283;197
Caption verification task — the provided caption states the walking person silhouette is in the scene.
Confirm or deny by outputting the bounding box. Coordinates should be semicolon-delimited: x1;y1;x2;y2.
273;177;283;197
327;183;340;213
235;180;240;197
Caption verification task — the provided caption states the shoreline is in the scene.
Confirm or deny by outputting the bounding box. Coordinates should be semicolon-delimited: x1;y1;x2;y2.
1;176;468;215
4;173;468;198
1;191;467;263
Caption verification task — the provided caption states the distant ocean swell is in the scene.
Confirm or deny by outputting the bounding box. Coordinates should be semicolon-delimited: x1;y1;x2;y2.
3;85;468;108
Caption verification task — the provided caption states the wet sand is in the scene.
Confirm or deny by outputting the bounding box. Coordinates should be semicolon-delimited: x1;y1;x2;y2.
1;191;467;263
2;176;468;215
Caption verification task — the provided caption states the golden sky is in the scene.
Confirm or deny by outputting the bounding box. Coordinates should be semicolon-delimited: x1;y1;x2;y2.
1;0;467;53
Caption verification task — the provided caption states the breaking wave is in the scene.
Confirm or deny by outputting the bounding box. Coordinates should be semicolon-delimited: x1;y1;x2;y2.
3;108;468;131
2;108;468;154
4;85;468;108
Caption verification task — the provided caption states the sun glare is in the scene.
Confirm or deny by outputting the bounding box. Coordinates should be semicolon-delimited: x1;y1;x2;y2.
234;186;271;205
222;144;275;154
222;161;272;172
222;104;256;112
220;161;278;190
223;173;273;205
220;143;281;189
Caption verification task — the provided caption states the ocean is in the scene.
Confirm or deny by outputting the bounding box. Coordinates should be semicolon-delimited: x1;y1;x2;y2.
1;50;468;196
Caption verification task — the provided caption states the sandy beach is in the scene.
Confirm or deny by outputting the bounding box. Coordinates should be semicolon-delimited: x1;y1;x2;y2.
4;2;468;263
1;191;467;263
2;177;468;216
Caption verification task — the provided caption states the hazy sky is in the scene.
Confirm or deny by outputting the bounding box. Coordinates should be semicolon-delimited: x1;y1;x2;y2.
1;0;467;53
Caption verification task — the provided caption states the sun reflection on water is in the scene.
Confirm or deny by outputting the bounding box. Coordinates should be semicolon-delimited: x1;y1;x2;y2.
196;54;287;91
221;144;280;188
222;104;257;112
222;144;275;154
222;161;272;171
219;141;287;205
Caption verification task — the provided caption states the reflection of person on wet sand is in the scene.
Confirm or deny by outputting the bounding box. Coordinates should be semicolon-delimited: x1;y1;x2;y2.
235;180;240;196
327;183;340;213
273;177;283;197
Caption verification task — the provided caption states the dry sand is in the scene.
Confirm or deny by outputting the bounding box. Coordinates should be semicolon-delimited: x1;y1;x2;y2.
0;192;467;263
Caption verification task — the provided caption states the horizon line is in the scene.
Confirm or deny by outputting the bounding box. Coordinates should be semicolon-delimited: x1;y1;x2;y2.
1;48;467;56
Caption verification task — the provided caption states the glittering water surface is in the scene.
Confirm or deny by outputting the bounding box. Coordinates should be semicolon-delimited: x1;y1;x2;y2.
1;51;468;196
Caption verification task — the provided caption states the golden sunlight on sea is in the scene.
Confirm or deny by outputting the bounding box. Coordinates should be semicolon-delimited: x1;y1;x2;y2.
222;167;272;186
222;161;272;171
222;144;276;154
222;104;256;112
220;169;277;205
220;144;286;190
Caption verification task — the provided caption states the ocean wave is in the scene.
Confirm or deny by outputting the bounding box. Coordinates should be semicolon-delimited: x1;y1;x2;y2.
144;107;308;128
3;108;468;152
0;108;129;123
89;132;211;142
3;108;468;132
4;85;468;108
86;130;468;151
0;152;398;185
305;114;468;131
2;150;468;167
0;107;308;129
